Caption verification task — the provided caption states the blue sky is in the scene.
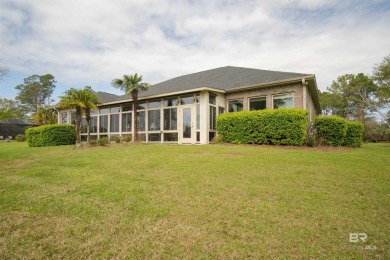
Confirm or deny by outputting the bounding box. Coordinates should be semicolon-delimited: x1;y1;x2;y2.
0;0;389;102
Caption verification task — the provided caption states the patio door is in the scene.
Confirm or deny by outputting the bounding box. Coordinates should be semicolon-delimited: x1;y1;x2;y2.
179;105;194;143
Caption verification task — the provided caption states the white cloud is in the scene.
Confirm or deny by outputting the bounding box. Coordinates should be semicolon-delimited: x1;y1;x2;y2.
0;0;389;99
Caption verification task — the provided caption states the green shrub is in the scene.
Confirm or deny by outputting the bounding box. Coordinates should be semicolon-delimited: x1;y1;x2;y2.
113;136;121;143
15;134;26;142
313;116;347;146
25;124;76;147
122;135;132;142
97;137;110;146
343;121;364;147
216;109;308;146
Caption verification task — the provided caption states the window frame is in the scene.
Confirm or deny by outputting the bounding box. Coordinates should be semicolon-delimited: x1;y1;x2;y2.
272;92;294;109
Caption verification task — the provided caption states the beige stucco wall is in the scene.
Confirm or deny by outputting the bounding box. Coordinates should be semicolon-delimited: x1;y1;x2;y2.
225;83;304;110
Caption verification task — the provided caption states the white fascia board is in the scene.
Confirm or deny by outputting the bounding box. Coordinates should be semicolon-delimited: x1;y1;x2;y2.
100;87;226;106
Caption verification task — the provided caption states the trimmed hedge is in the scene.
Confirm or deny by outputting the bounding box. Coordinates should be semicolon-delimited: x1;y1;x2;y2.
216;108;308;146
343;121;364;147
25;124;76;147
313;116;363;147
313;116;347;146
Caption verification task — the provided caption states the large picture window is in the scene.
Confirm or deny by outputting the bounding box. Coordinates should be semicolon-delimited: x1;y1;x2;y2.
99;115;108;133
164;108;177;130
61;112;67;124
273;93;293;109
210;106;216;130
228;100;243;112
249;97;267;110
110;114;119;132
137;111;145;131
148;110;161;131
122;113;132;132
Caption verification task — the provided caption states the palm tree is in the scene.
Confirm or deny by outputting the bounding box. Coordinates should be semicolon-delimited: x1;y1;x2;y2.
33;107;57;125
111;73;149;142
59;88;86;147
81;87;100;143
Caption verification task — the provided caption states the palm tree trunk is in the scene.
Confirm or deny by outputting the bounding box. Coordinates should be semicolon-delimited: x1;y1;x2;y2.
132;91;138;142
75;107;82;147
86;109;91;143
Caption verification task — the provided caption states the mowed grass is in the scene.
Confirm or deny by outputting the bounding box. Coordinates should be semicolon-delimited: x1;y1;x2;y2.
0;142;389;259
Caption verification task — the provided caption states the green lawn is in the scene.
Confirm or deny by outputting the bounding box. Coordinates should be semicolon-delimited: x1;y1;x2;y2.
0;142;389;259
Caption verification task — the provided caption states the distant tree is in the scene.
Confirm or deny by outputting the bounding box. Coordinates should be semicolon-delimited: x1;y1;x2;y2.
324;73;378;122
111;73;149;142
15;74;56;114
0;98;26;120
33;107;57;125
318;91;343;116
373;54;390;103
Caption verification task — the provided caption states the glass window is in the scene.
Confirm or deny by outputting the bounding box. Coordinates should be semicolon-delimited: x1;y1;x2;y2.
99;107;109;114
209;94;216;105
137;111;145;131
180;95;193;105
196;132;200;142
148;133;161;142
163;97;178;107
164;108;177;130
90;117;98;133
122;103;132;112
273;93;293;109
90;110;98;115
163;133;178;142
61;112;67;124
210;106;216;130
249;97;267;110
81;118;87;133
70;112;76;125
196;104;200;130
122;113;132;132
110;114;119;132
218;106;225;114
209;132;216;142
148;100;161;109
110;106;120;113
137;102;146;110
228;100;243;112
148;110;161;131
99;115;108;133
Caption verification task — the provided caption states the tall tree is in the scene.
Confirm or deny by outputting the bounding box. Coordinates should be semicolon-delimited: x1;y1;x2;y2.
0;98;26;120
15;74;56;114
372;54;390;103
325;73;378;122
58;88;86;147
33;107;57;125
111;73;149;142
80;86;100;143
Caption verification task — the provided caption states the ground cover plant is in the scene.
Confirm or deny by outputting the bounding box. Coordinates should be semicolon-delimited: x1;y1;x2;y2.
0;142;388;258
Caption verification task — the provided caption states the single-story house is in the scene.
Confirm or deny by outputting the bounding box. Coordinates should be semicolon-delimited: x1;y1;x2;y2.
58;66;321;144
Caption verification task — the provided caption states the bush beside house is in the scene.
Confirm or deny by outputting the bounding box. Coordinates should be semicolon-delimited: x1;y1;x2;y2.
25;124;76;147
216;109;308;146
313;116;363;147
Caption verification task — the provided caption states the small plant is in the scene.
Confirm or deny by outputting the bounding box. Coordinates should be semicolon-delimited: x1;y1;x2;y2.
212;135;223;144
122;135;132;142
113;136;121;143
88;140;98;146
305;134;317;147
15;134;26;142
97;137;110;146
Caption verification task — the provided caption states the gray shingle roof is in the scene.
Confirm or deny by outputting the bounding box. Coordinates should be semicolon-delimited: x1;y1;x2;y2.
98;66;315;103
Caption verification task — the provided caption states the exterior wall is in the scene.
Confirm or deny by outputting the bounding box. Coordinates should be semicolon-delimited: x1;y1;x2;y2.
225;83;304;110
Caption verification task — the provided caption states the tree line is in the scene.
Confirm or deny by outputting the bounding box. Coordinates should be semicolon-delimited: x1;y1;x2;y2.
319;54;390;142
